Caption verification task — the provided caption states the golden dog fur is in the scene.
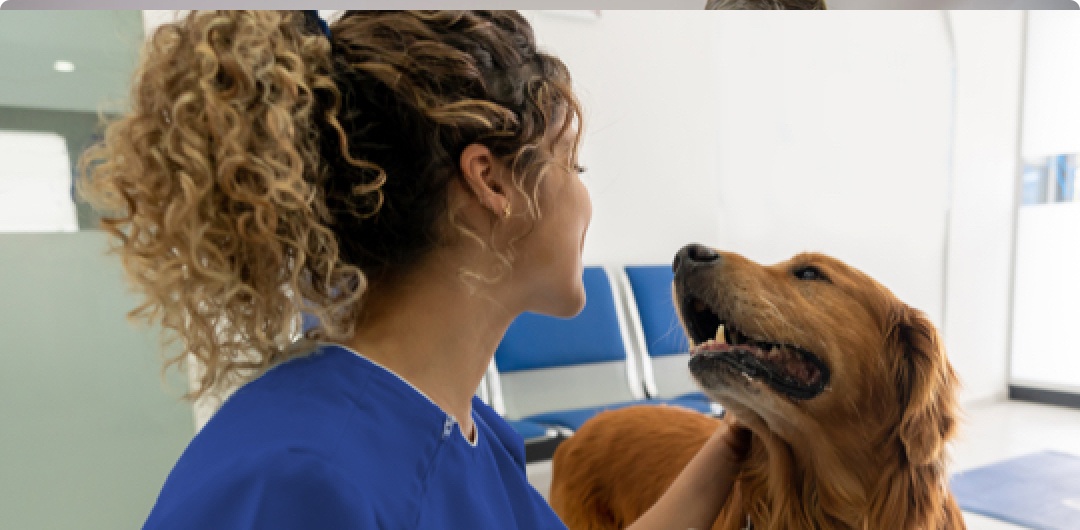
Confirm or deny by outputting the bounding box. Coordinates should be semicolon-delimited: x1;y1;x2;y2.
550;250;964;530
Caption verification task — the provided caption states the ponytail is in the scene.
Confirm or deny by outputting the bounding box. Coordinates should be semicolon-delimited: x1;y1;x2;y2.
79;11;367;400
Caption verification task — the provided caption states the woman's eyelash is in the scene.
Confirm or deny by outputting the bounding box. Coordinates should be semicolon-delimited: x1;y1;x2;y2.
574;164;587;174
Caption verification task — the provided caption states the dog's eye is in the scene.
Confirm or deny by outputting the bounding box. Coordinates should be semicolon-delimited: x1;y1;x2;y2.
794;265;828;282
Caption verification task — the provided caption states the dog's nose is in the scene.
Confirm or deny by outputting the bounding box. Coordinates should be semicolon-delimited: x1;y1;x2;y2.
673;244;721;273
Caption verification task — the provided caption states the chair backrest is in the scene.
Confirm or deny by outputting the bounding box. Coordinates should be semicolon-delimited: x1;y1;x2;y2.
492;266;644;419
620;265;698;399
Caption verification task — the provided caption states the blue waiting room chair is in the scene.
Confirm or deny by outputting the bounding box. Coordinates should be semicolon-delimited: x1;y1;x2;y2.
620;264;722;416
491;266;651;433
491;266;717;448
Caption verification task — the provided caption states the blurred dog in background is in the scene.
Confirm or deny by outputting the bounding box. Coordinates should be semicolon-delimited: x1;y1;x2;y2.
705;0;827;9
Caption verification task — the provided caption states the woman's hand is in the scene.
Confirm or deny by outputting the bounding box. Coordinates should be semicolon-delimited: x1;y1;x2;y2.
709;411;753;467
624;411;752;530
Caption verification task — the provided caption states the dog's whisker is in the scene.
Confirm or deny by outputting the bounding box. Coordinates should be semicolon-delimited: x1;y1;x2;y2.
661;315;686;346
759;297;791;334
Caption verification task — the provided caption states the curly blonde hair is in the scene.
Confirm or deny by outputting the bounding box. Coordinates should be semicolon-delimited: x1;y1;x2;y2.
78;10;583;400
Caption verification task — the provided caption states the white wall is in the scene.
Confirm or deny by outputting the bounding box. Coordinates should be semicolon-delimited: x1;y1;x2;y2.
1021;12;1080;157
531;12;1024;407
524;11;723;267
943;12;1025;405
707;12;952;326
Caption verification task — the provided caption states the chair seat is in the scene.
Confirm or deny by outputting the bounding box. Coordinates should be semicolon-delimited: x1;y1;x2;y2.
525;397;722;431
671;392;725;416
507;419;557;442
507;419;566;464
524;400;648;431
654;395;725;417
672;391;710;402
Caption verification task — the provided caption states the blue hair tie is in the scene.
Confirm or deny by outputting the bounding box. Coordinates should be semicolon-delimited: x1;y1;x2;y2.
303;10;331;39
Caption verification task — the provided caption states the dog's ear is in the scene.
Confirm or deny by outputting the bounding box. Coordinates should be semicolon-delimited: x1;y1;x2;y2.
890;305;960;467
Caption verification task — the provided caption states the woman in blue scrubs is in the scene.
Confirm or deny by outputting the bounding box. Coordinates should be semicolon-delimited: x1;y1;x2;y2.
80;10;748;529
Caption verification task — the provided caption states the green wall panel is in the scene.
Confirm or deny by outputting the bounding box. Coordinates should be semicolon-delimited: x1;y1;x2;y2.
0;231;194;529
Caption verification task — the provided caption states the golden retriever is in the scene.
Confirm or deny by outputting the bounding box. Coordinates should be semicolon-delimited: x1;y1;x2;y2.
550;246;964;530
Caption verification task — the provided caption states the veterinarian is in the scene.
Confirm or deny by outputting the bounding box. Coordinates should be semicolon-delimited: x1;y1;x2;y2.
79;10;749;529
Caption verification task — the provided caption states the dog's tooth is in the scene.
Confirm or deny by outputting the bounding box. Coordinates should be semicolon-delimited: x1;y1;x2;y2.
715;324;726;344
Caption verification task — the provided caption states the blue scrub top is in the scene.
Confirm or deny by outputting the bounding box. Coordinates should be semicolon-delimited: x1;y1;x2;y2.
143;344;567;529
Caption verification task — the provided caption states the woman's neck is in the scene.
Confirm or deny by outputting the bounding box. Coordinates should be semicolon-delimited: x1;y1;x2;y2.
343;262;518;438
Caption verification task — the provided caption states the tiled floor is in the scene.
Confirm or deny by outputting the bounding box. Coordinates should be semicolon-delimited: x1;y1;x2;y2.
527;399;1080;529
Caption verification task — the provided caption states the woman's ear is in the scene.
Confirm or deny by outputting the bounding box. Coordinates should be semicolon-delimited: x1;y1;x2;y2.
459;143;509;218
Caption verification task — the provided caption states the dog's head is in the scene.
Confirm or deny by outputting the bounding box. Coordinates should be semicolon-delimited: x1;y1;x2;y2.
674;244;959;467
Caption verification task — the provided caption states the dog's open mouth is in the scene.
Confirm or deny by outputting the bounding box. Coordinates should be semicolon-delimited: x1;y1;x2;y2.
680;295;830;400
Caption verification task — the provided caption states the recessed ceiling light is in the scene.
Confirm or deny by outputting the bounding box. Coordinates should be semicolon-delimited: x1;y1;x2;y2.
53;60;75;73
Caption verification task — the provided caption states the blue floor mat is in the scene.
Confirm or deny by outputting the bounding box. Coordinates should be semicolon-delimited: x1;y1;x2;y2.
951;450;1080;530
